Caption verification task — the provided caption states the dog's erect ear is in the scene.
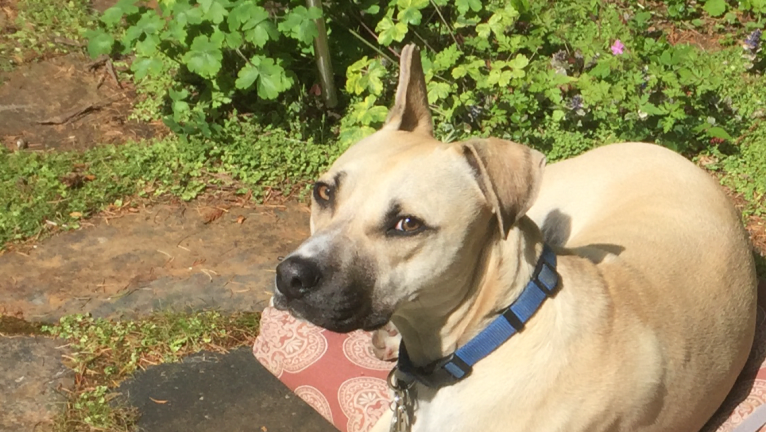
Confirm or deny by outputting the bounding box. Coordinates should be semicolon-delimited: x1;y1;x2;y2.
462;138;546;239
383;44;433;136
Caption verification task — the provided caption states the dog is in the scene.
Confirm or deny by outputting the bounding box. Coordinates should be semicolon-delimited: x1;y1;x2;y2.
272;44;757;431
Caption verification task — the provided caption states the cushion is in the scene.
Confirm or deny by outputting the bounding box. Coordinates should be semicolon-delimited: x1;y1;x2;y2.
253;307;394;432
255;303;766;432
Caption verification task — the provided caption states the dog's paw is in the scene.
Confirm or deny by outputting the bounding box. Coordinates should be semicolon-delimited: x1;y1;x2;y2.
371;322;401;361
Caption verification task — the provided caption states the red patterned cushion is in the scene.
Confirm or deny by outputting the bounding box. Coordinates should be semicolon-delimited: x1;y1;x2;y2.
255;302;766;432
253;307;394;432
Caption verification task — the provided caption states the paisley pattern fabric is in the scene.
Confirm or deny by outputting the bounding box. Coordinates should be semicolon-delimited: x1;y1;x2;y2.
253;307;393;432
255;292;766;432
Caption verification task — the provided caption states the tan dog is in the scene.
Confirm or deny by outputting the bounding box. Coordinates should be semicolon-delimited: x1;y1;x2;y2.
272;44;757;432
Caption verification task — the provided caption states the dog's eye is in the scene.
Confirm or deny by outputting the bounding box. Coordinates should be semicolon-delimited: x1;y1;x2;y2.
394;216;424;234
313;183;333;203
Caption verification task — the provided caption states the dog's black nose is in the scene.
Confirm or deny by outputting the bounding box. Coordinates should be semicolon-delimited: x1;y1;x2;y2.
275;256;322;299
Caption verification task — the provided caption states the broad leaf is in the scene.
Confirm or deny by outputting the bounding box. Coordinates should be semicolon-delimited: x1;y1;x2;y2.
235;56;292;99
398;7;422;25
376;17;408;46
101;0;139;26
85;29;114;58
278;6;322;44
707;127;734;140
200;0;229;23
183;35;223;78
131;56;164;80
246;20;279;47
703;0;726;16
427;81;451;103
455;0;482;14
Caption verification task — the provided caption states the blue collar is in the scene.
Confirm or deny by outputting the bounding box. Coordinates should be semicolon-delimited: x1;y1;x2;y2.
397;243;559;388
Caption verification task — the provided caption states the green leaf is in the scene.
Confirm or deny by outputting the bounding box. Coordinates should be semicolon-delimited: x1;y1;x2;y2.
134;35;159;56
508;54;529;71
174;1;204;26
397;0;428;25
552;109;565;122
376;16;408;46
85;29;114;58
639;102;665;116
182;35;223;78
397;0;429;9
200;0;229;24
589;61;611;78
236;63;260;90
707;127;734;140
246;20;279;47
133;11;165;36
432;45;462;72
235;56;292;99
398;7;422;25
131;56;164;80
225;31;243;49
455;0;482;14
427;81;452;103
101;0;139;26
163;19;188;43
510;0;529;13
278;6;321;44
703;0;726;16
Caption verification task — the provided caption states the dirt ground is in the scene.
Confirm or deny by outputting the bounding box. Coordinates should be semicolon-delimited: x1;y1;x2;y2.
0;200;311;322
0;53;162;151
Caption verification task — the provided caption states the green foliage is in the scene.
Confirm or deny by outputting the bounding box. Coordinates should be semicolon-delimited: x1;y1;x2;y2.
0;0;97;65
0;124;343;246
335;0;766;157
85;0;321;136
707;122;766;216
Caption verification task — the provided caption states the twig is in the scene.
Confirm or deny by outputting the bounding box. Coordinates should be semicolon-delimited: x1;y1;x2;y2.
53;37;85;47
429;0;460;48
85;55;109;70
35;97;121;125
106;59;121;89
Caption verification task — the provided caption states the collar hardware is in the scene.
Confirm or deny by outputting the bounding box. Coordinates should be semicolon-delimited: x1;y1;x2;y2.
397;243;559;388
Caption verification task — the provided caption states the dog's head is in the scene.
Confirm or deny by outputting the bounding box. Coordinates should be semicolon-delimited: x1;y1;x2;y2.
273;45;546;332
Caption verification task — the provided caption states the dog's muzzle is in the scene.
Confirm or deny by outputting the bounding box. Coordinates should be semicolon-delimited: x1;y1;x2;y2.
275;255;322;300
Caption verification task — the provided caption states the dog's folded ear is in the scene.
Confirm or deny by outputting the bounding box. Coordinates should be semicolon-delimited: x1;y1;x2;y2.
383;44;433;136
462;139;546;239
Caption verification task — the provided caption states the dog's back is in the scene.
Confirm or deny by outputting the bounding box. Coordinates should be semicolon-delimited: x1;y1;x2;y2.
527;142;757;431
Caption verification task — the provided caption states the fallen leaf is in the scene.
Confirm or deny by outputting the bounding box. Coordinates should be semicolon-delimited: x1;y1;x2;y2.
84;174;96;181
149;397;168;404
203;208;224;224
261;427;268;432
236;216;246;224
69;212;82;218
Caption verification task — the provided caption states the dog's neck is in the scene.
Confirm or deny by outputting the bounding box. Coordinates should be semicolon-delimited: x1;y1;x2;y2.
392;217;544;366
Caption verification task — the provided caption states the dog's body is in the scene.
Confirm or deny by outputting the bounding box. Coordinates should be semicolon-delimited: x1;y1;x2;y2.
273;45;757;432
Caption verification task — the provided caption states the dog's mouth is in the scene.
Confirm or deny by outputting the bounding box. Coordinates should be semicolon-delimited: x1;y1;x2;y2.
272;286;391;333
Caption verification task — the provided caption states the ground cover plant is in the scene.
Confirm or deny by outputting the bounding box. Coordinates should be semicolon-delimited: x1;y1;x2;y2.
1;0;765;249
42;311;260;431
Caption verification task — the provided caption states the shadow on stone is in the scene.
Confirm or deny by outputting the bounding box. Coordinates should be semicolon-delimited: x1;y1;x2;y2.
118;347;336;432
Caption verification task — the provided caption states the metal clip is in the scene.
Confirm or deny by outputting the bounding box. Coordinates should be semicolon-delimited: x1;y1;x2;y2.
388;368;415;432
